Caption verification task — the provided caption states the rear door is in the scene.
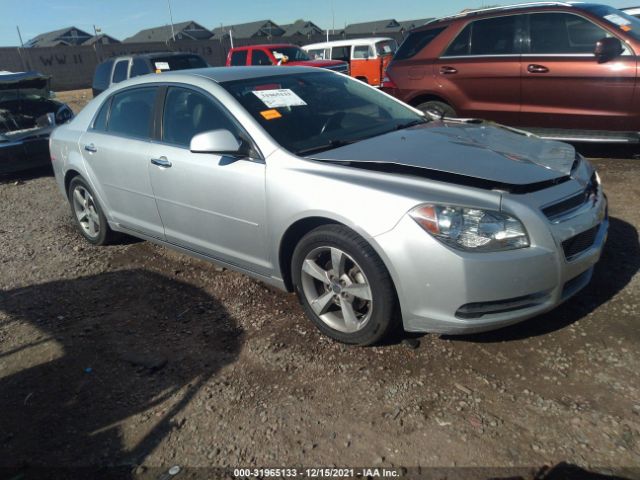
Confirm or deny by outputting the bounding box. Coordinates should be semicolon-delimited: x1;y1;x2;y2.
433;14;524;124
147;86;269;273
79;86;165;239
520;11;637;131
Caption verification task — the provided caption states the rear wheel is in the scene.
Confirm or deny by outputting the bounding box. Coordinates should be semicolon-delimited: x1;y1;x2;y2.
68;176;117;245
415;100;457;118
292;225;398;345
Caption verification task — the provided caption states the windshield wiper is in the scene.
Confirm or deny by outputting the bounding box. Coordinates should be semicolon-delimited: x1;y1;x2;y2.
296;139;359;156
395;118;429;130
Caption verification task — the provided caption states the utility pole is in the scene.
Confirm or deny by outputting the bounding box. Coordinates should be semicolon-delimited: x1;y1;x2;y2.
167;0;176;41
16;26;24;47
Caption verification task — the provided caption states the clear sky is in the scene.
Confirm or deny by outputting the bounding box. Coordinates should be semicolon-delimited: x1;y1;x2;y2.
1;0;638;46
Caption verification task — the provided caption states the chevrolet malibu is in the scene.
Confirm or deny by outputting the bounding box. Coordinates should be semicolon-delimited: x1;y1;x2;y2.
50;67;608;345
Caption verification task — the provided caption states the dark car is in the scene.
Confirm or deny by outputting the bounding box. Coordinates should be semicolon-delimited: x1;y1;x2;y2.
0;72;73;174
383;3;640;143
92;52;209;97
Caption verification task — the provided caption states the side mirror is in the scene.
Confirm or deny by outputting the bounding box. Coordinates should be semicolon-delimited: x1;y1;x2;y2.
594;37;624;63
190;129;244;156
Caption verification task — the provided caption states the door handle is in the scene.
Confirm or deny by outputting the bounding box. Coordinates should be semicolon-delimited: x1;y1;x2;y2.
440;66;458;75
527;64;549;74
151;156;172;168
84;143;97;153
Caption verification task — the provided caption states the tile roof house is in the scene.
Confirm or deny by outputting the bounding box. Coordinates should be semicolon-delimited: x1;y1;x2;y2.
280;20;324;37
342;19;402;36
212;20;285;39
24;26;93;47
124;21;212;43
83;34;121;46
397;18;435;32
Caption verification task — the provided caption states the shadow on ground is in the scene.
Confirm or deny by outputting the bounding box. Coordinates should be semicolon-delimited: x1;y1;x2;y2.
444;216;639;343
0;269;244;476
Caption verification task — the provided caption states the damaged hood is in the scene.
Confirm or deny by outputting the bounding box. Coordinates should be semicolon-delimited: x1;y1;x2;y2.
313;121;576;186
0;71;50;92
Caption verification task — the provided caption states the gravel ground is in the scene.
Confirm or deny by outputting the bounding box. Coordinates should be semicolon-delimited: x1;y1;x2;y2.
0;92;638;479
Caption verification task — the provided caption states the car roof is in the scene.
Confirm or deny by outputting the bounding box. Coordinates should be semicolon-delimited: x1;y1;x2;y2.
230;43;297;51
304;37;394;49
158;66;321;83
422;1;593;27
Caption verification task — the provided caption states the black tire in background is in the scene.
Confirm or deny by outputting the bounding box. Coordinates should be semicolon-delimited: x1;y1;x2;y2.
416;100;457;118
292;225;399;346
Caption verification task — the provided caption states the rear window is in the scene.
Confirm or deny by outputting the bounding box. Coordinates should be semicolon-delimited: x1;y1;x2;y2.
375;40;398;56
130;58;149;78
394;27;446;60
107;87;157;139
93;60;113;91
230;50;248;66
150;54;207;71
445;16;519;56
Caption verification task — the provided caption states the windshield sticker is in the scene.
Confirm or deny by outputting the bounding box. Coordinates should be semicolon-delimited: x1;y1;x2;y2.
252;89;307;108
382;45;392;53
154;62;171;71
260;109;282;120
604;14;632;27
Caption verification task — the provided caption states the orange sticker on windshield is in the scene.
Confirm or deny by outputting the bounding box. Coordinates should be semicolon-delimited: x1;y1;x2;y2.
260;109;282;120
621;25;632;32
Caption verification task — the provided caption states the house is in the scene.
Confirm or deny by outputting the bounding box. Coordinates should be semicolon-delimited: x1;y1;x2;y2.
212;20;284;40
83;34;121;46
124;21;212;43
24;26;93;47
342;19;402;36
280;19;324;37
397;18;434;32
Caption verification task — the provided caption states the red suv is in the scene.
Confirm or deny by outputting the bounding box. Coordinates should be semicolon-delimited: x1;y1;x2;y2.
383;3;640;143
226;44;349;75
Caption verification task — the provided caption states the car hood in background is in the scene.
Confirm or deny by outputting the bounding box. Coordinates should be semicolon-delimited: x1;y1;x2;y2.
313;122;576;186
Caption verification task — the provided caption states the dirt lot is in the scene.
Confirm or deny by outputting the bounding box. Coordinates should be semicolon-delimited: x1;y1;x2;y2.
0;92;639;479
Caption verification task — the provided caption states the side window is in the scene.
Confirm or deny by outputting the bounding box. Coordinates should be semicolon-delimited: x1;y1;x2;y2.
445;16;519;56
529;13;609;54
230;50;248;66
112;60;129;83
353;45;373;58
251;50;272;65
162;87;239;148
93;60;113;90
395;27;446;60
107;88;157;139
92;98;111;131
130;58;149;78
331;46;350;61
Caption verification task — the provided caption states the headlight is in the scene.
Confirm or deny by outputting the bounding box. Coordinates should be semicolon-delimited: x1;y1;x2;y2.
409;204;529;252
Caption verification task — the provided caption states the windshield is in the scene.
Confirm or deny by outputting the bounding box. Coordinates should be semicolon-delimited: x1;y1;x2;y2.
579;4;640;42
151;54;208;71
376;40;398;56
270;47;310;62
221;71;425;155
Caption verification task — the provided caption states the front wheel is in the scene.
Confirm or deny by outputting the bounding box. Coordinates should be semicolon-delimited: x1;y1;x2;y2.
415;100;457;118
292;225;398;345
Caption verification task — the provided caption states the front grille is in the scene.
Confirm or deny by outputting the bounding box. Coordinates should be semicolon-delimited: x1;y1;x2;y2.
562;225;599;260
542;172;599;220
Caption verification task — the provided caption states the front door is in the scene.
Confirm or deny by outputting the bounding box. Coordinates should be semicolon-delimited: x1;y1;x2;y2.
433;14;524;125
350;45;381;86
148;86;270;274
80;86;165;239
520;12;637;131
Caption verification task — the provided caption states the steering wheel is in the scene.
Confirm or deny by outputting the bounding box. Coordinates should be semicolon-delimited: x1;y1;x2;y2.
320;112;346;136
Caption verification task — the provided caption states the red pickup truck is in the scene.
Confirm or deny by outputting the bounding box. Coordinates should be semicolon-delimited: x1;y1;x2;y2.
226;44;349;75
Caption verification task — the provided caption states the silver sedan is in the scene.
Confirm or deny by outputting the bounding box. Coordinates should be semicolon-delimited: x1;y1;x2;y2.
50;67;608;345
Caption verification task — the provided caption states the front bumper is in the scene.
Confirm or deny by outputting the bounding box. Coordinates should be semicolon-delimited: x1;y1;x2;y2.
373;187;608;334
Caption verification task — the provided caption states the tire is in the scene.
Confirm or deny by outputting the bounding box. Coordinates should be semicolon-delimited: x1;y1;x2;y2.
415;100;457;118
292;225;398;345
67;176;117;246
